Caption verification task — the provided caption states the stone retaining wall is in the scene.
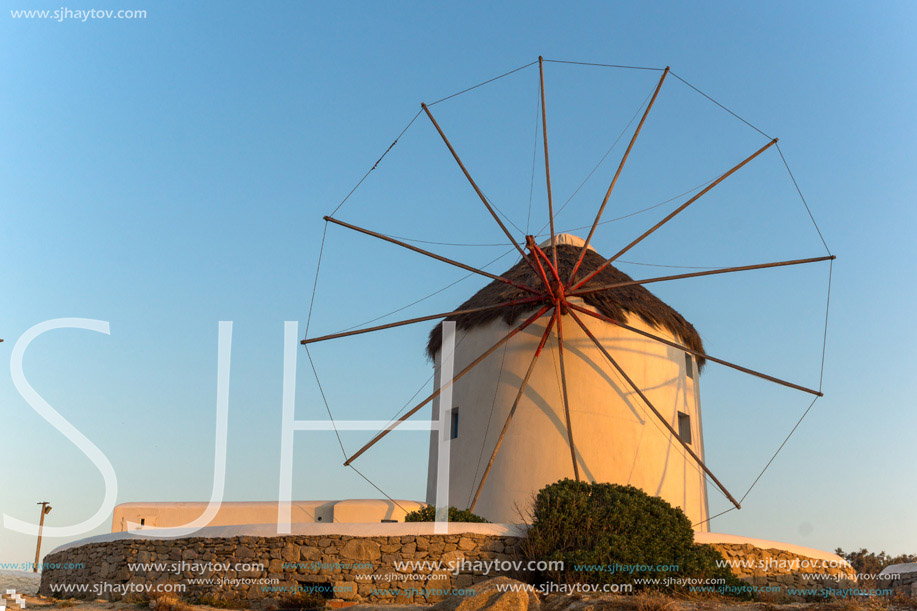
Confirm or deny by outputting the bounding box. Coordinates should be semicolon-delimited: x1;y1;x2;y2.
708;543;858;594
40;535;860;605
888;571;917;597
40;533;521;605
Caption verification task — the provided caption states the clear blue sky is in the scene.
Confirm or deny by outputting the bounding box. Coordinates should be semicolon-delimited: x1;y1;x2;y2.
2;1;915;564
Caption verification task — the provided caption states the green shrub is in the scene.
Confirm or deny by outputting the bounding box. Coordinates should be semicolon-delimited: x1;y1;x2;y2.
404;505;488;523
520;479;747;597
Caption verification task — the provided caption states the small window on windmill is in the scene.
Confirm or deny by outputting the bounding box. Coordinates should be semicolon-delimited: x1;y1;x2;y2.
677;411;692;445
450;408;459;440
139;518;145;528
684;353;695;380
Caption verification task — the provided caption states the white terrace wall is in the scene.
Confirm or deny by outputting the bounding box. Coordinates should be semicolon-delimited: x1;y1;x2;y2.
111;500;426;532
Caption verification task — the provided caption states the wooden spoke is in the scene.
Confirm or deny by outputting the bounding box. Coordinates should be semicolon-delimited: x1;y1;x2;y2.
567;303;822;396
567;309;740;509
526;236;557;300
532;242;563;290
343;305;551;466
325;216;541;295
302;295;548;345
570;255;835;297
555;311;580;481
421;103;539;275
538;57;558;271
568;67;670;285
570;138;779;291
469;309;557;511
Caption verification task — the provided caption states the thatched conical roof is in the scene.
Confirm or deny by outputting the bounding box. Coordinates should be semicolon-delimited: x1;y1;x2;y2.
426;235;704;368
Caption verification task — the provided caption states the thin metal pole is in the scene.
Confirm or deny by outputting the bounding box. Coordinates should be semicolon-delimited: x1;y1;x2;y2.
34;501;50;572
538;56;558;271
568;310;740;509
469;310;557;511
570;138;778;291
421;103;538;274
567;67;670;285
324;216;541;295
567;303;822;397
344;306;551;466
555;311;580;481
302;295;547;345
570;255;835;297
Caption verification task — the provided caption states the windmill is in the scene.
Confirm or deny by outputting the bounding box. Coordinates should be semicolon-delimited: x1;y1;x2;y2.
301;57;833;527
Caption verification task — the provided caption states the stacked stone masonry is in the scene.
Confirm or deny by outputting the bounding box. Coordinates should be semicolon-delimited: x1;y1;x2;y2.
40;536;860;605
40;534;521;605
708;543;858;592
888;572;917;597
